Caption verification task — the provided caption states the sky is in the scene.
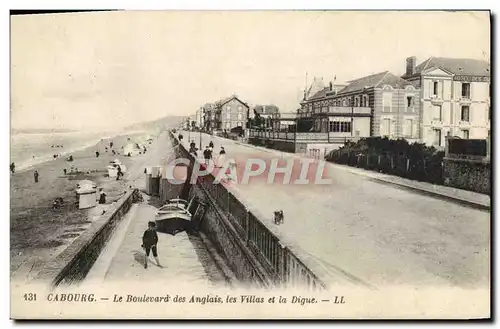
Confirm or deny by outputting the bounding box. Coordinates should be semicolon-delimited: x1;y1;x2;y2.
10;10;490;130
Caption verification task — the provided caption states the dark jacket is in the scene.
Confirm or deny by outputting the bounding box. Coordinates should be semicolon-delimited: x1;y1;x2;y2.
203;149;211;159
142;229;158;247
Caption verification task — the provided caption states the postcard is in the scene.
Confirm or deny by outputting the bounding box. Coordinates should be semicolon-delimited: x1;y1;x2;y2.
10;10;491;320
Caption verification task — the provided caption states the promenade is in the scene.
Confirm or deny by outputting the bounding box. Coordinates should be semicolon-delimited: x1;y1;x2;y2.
84;132;226;287
179;131;490;289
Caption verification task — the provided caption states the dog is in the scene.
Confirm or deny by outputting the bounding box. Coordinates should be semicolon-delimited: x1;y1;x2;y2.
273;210;284;225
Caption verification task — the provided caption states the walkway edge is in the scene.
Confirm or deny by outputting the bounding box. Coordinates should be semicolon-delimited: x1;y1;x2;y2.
327;163;490;211
197;231;238;287
370;176;490;211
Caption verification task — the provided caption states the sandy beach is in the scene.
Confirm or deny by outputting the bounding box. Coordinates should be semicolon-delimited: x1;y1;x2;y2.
10;129;167;281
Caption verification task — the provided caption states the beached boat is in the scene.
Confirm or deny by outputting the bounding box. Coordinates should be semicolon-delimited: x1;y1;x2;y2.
154;198;193;235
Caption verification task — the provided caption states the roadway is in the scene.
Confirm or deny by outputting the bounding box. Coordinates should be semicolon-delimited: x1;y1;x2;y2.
179;131;490;289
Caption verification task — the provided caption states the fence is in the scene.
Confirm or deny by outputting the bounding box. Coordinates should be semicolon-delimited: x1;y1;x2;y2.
170;131;326;291
327;151;445;185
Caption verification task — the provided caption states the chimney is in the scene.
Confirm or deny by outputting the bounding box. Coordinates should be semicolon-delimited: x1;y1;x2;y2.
329;81;333;91
406;56;416;76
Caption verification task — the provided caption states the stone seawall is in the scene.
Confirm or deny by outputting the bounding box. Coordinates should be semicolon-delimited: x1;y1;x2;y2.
35;189;140;287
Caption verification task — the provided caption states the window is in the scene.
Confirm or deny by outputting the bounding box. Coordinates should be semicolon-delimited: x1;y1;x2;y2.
462;130;470;139
237;122;242;127
226;111;231;119
461;83;471;98
237;113;242;120
432;81;439;96
226;106;231;111
433;105;442;121
354;97;360;107
383;92;392;112
364;95;369;107
381;118;391;136
406;96;414;111
461;105;470;122
238;106;242;112
329;121;352;133
433;129;441;146
403;119;413;137
226;122;230;129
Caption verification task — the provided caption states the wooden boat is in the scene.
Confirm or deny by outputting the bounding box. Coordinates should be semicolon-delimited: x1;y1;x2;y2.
154;198;193;235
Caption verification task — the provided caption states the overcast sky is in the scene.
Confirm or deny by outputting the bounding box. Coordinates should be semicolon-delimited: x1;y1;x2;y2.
11;11;490;130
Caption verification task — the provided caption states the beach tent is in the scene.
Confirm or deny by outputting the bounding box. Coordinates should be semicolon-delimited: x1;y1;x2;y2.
123;143;140;156
107;165;118;178
77;180;97;189
76;181;97;209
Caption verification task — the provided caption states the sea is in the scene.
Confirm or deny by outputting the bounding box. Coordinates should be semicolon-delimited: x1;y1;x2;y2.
10;128;149;172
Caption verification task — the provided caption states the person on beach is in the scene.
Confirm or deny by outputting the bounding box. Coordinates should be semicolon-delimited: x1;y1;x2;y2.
33;170;39;183
209;141;214;149
116;166;123;180
63;168;67;175
10;162;15;174
96;151;100;158
110;141;113;148
99;189;106;204
219;146;226;155
142;221;161;269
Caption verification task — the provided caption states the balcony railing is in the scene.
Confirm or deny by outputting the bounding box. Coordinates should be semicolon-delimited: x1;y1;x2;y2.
326;106;371;115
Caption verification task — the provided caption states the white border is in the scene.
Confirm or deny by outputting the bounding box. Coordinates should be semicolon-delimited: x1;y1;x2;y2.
2;1;497;328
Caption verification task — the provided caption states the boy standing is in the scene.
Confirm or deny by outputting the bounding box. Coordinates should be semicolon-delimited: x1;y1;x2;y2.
142;221;161;269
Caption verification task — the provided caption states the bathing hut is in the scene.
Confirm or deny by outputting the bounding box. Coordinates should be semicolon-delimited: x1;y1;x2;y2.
76;180;97;209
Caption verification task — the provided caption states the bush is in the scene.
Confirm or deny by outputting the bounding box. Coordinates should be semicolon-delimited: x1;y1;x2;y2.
325;137;444;185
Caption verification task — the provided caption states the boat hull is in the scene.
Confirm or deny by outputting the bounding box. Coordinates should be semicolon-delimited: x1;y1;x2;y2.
155;213;192;235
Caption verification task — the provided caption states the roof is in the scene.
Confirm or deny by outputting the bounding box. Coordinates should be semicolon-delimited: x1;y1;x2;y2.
308;87;330;100
404;57;490;78
338;71;412;94
306;77;326;99
214;95;250;109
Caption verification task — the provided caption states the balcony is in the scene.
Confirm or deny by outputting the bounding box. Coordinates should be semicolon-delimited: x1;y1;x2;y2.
430;120;443;127
458;120;471;127
458;96;472;104
430;95;443;104
309;106;371;117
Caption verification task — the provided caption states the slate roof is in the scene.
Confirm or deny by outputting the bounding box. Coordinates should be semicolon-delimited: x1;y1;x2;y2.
338;71;412;95
403;57;490;78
